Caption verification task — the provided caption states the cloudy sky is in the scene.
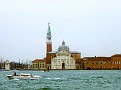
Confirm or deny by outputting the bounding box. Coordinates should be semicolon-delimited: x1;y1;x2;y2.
0;0;121;62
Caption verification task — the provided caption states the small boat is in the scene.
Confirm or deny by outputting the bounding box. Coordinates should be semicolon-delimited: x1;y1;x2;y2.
7;73;41;80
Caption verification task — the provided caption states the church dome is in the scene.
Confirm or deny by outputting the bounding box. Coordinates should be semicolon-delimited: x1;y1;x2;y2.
58;40;69;51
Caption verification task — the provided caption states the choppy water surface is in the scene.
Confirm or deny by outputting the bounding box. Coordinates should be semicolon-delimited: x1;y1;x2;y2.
0;70;121;90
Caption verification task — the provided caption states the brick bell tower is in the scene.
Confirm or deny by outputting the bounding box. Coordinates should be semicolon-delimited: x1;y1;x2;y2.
46;23;52;53
46;23;52;69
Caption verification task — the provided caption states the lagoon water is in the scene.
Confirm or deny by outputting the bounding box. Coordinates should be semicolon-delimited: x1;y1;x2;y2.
0;70;121;90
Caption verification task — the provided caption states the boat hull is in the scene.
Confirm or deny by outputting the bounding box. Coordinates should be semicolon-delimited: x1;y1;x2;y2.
7;74;40;80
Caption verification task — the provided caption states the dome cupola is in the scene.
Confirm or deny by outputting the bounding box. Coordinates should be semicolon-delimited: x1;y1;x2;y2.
58;40;69;52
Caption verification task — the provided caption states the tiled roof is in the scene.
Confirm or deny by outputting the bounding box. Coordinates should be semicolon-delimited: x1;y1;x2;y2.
111;54;121;57
83;57;111;61
47;51;80;54
32;59;44;62
70;51;80;54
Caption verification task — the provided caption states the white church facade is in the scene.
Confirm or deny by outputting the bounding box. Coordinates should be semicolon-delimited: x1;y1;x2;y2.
51;41;76;69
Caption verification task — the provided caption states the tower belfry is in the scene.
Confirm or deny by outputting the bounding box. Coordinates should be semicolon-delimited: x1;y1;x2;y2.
46;23;52;53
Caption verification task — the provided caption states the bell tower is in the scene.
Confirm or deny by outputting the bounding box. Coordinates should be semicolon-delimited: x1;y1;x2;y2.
46;23;52;53
46;23;52;69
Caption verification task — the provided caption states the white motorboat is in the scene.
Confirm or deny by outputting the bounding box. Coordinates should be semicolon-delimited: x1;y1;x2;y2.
7;73;41;80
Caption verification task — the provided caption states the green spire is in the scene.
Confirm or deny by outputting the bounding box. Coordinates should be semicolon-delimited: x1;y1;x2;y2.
47;23;51;35
47;23;51;40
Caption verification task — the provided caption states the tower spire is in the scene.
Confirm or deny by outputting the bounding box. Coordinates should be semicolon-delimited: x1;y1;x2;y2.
47;23;51;41
47;23;51;35
48;23;50;30
46;23;52;53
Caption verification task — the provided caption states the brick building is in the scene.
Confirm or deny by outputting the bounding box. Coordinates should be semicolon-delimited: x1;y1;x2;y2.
82;57;111;70
111;54;121;69
32;59;46;70
82;54;121;70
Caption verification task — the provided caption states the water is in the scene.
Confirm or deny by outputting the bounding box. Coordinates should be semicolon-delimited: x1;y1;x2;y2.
0;70;121;90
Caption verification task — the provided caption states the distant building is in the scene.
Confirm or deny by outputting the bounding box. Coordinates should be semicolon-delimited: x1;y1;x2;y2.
83;54;121;70
27;61;32;70
111;54;121;69
83;57;111;70
32;23;121;70
49;40;81;70
32;59;46;70
5;60;10;70
32;23;82;70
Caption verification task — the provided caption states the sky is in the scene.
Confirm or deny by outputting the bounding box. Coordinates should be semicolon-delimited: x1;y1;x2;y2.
0;0;121;62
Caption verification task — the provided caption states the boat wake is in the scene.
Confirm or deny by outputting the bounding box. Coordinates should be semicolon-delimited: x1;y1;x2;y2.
45;77;61;80
13;78;20;80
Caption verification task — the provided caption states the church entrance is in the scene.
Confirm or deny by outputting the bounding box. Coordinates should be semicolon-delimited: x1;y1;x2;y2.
86;67;91;70
62;63;65;69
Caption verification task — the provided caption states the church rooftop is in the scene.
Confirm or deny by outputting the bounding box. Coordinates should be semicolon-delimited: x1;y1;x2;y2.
47;51;80;54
